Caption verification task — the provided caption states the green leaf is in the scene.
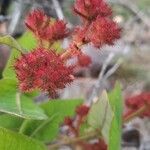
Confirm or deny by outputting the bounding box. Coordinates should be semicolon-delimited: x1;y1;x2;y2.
20;99;82;143
17;32;37;50
0;35;22;51
3;32;37;79
0;79;47;120
52;41;63;53
0;127;46;150
108;82;123;150
21;114;61;143
0;114;23;131
87;91;114;143
40;99;82;120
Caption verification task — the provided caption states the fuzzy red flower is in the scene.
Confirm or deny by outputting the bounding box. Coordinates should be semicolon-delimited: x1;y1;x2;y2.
14;48;74;96
77;54;92;67
76;105;90;117
74;0;112;20
25;9;69;42
25;9;49;33
126;92;150;118
39;20;69;41
87;16;121;47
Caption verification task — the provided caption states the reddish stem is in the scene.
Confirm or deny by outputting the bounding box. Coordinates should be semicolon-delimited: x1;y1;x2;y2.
123;104;148;123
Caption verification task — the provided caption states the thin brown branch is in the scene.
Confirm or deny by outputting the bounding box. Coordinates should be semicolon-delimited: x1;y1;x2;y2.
123;105;148;123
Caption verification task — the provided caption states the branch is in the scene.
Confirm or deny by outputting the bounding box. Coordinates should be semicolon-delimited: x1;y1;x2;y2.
123;105;148;123
97;53;115;86
8;0;23;35
104;58;123;80
51;0;64;20
86;52;116;105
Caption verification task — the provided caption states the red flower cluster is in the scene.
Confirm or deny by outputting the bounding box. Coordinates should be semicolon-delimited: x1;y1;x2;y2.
126;92;150;118
74;0;112;20
14;48;73;96
25;9;69;42
72;0;121;48
15;0;121;97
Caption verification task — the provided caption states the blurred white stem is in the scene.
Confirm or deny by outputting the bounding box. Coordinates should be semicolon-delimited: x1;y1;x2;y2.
8;0;23;35
52;0;64;20
104;58;123;80
96;52;115;89
86;52;115;105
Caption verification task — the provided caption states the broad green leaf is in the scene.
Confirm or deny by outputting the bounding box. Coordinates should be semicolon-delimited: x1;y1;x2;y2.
0;79;47;120
20;99;82;143
3;32;37;79
0;114;23;131
0;127;46;150
20;114;61;143
17;32;37;50
108;82;123;150
0;35;22;51
40;99;82;120
87;91;114;143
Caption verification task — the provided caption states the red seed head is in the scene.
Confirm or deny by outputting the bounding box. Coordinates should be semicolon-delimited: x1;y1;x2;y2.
73;0;112;20
25;9;49;32
14;48;74;96
25;9;69;42
39;20;69;41
87;16;121;48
